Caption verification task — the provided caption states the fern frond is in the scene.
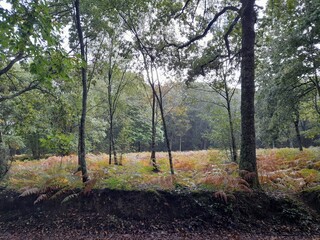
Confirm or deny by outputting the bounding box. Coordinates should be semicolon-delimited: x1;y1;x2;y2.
73;170;82;177
238;183;253;193
34;194;48;204
50;187;68;200
18;186;31;193
84;178;97;195
61;192;79;204
214;190;228;203
243;172;257;182
227;193;236;202
239;169;249;177
19;187;40;197
237;178;250;187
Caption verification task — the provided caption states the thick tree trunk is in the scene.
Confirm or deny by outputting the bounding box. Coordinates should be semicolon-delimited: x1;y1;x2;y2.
75;0;88;183
239;0;259;188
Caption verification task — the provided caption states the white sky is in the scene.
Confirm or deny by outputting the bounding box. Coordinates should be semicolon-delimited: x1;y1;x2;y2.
257;0;268;8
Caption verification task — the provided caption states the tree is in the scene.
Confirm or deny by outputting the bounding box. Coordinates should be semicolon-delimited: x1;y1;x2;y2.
187;48;241;162
256;0;320;149
166;103;191;152
0;1;64;101
119;4;176;173
161;0;259;186
74;0;88;182
238;0;259;187
99;31;132;165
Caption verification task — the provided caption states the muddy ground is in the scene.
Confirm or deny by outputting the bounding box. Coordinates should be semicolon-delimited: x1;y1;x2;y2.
0;188;319;239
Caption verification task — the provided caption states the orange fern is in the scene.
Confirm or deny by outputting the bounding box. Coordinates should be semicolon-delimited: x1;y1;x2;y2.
214;190;228;203
19;187;40;197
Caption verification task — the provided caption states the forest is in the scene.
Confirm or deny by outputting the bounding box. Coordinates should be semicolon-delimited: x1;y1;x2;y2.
0;0;320;239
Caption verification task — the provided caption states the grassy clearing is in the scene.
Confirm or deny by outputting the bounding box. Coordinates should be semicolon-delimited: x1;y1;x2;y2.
1;148;320;194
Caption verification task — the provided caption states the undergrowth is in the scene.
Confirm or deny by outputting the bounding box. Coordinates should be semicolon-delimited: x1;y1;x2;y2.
2;148;320;201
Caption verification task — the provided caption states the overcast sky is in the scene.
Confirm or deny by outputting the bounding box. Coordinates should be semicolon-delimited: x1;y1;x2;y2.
256;0;268;9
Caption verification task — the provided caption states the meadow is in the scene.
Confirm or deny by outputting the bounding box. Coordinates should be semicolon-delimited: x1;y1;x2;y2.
2;148;320;198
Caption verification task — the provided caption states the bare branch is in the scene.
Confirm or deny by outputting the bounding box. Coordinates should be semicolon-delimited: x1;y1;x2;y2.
174;0;193;19
118;12;152;58
166;6;239;49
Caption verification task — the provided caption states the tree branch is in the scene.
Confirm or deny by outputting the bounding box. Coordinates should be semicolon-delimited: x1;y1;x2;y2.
0;52;24;76
0;81;39;102
224;15;240;58
174;0;192;19
166;6;239;49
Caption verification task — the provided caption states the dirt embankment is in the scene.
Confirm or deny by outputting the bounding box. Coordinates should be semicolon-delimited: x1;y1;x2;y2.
0;189;319;239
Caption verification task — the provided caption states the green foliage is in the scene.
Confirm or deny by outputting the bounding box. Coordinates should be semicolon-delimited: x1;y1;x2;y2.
0;143;10;179
103;177;132;190
2;135;25;151
40;133;75;156
274;148;301;162
257;0;320;148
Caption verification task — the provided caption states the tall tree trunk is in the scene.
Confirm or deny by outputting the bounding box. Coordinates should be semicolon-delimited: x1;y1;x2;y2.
228;105;237;163
239;0;259;188
224;78;237;163
293;113;303;151
108;68;112;165
158;100;174;175
153;75;174;174
108;123;112;165
150;90;158;171
138;141;141;152
112;132;118;165
75;0;88;183
108;111;118;164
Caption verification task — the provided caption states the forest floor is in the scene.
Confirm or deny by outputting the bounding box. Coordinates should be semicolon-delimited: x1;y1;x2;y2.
0;188;320;239
0;149;320;239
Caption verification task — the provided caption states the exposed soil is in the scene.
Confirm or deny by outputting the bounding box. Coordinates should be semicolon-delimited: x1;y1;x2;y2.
0;188;319;239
